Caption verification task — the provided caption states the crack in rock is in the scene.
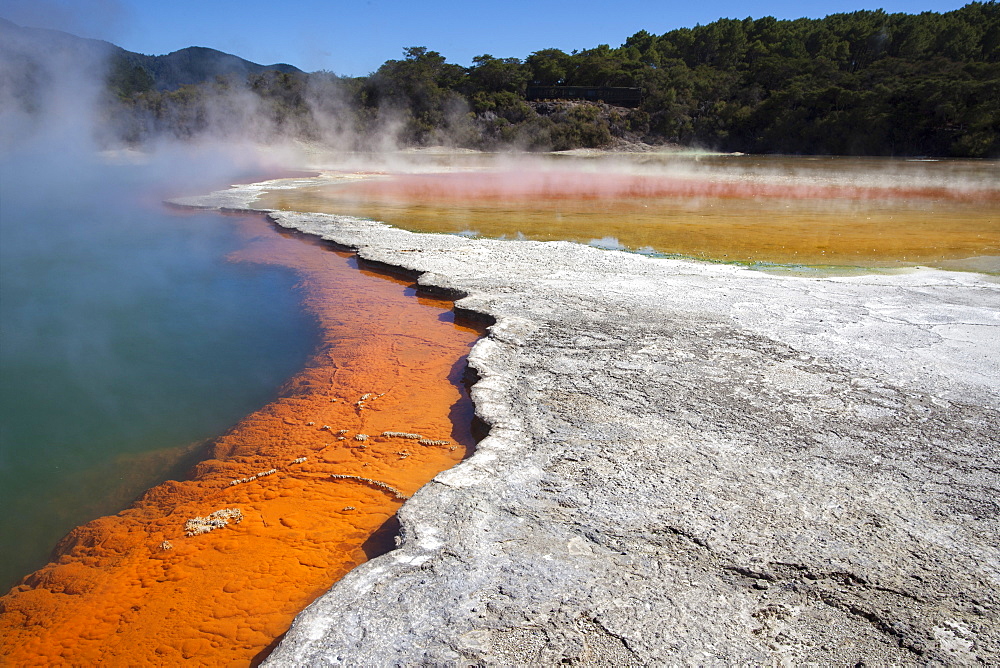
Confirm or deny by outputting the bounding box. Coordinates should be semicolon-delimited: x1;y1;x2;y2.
174;186;1000;666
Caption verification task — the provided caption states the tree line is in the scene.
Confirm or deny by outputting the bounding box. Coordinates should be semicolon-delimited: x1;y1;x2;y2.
106;2;1000;157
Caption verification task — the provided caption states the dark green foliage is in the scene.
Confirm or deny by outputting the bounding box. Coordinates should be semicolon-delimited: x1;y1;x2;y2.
467;55;530;95
106;54;154;98
526;49;572;85
359;47;469;143
11;4;996;155
112;46;303;91
622;1;1000;155
163;1;1000;155
248;70;313;133
395;0;996;155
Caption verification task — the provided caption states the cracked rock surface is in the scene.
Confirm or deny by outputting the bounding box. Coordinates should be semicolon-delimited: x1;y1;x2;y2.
175;186;1000;665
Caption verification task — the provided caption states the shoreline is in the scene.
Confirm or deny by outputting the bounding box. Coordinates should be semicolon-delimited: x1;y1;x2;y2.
0;208;483;665
173;177;999;664
252;159;1000;276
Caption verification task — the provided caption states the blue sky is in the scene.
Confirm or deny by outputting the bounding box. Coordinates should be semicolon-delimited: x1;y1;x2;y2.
0;0;975;76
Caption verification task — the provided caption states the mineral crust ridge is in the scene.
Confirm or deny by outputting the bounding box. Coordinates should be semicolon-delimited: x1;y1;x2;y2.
175;184;1000;666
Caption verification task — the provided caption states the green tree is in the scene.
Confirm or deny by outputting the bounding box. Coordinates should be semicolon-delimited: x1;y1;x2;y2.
526;48;571;84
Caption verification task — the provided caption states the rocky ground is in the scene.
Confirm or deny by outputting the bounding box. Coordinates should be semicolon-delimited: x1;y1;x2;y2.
179;183;1000;666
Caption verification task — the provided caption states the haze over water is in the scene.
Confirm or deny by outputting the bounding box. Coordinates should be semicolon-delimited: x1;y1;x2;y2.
261;153;1000;274
0;151;319;587
0;148;487;666
3;148;994;591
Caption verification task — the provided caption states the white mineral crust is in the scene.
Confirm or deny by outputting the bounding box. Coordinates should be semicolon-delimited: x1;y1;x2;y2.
174;182;1000;666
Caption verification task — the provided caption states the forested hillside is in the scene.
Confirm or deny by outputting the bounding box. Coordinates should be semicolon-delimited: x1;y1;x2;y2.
109;47;301;92
4;4;999;156
344;2;1000;156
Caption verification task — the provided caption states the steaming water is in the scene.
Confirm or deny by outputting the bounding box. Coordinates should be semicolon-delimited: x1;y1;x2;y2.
0;153;319;588
261;154;999;273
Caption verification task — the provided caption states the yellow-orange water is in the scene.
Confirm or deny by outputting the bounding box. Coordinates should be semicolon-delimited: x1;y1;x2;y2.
260;155;999;272
0;212;484;666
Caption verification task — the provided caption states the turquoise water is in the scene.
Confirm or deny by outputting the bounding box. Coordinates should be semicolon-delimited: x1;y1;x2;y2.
0;151;319;588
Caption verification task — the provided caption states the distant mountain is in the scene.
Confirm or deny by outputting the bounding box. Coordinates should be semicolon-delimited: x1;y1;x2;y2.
0;17;303;93
0;16;115;58
115;46;302;91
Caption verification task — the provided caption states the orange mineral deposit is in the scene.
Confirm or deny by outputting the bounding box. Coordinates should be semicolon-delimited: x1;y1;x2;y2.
260;159;1000;270
0;211;485;666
